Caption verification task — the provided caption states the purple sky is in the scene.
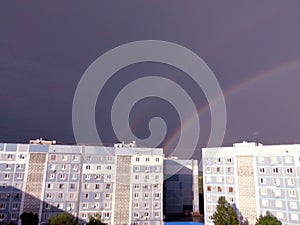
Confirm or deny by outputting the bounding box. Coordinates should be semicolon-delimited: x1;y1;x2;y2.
1;1;300;155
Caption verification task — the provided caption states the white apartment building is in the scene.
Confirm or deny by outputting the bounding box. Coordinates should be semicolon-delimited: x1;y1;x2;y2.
0;140;164;225
202;141;300;225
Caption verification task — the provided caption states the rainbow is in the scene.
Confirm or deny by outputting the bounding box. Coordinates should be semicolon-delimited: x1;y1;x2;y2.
163;58;300;150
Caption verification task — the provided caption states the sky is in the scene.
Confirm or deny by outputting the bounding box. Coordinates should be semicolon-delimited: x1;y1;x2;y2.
1;1;300;158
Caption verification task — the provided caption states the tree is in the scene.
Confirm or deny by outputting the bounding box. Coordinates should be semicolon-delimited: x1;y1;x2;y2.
87;213;106;225
49;212;78;225
212;196;239;225
20;212;39;225
255;211;282;225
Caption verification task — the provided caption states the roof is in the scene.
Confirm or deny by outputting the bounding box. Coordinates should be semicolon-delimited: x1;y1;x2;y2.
164;222;204;225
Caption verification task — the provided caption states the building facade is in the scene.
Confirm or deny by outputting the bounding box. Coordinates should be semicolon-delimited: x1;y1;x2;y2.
0;141;164;225
163;158;199;220
202;141;300;225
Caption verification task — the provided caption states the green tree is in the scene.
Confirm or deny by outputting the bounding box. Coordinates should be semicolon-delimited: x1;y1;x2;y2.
49;212;78;225
213;196;239;225
20;212;39;225
87;213;106;225
255;211;282;225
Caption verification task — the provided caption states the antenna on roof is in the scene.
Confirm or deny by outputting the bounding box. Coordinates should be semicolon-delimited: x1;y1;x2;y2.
253;131;258;146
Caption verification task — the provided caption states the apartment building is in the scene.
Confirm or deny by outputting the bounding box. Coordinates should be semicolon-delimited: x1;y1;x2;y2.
202;141;300;225
163;158;199;219
0;140;164;225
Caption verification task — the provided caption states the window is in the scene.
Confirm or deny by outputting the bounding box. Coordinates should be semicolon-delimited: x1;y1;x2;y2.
226;158;232;163
262;200;268;207
207;195;212;201
62;155;67;161
59;174;66;180
206;176;212;183
133;212;139;218
290;201;298;209
288;178;295;186
106;174;112;180
105;183;111;189
258;157;264;164
46;193;52;199
216;167;221;173
285;156;293;163
58;193;64;199
217;186;223;192
96;165;101;170
134;193;139;199
155;175;159;180
259;178;266;184
84;184;89;189
4;174;10;179
50;154;56;160
48;173;55;180
105;193;111;199
154;212;160;217
7;154;13;159
84;193;89;199
227;177;234;183
135;175;139;180
0;203;6;209
86;165;90;170
271;157;278;164
72;155;79;161
145;175;149;180
291;213;299;221
228;187;233;193
95;183;101;189
206;167;211;172
274;178;280;186
81;213;87;219
71;174;77;180
274;189;281;197
72;164;78;171
287;168;294;174
216;176;223;182
276;212;283;220
82;203;88;209
155;166;161;172
94;193;100;199
11;213;17;220
104;212;110;218
104;202;110;209
146;157;150;162
228;197;234;203
12;203;18;209
107;156;113;162
107;165;112;170
59;183;64;189
85;174;91;180
259;167;265;174
260;188;268;196
227;167;233;173
144;193;150;199
145;166;150;172
5;164;11;170
154;202;160;208
134;184;140;189
16;173;23;179
133;202;139;208
155;157;160;162
86;156;91;162
275;200;282;208
154;193;160;199
134;166;140;171
70;193;76;199
47;183;53;189
207;186;211;191
289;189;297;197
272;167;279;174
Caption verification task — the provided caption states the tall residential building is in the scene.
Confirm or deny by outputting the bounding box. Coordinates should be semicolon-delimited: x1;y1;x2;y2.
0;140;164;225
163;158;199;220
202;141;300;225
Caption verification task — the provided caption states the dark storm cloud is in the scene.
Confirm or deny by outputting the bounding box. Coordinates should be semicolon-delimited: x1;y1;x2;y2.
1;1;300;149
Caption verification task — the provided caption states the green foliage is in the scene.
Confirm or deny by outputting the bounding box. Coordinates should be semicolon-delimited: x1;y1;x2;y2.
49;212;78;225
87;213;106;225
213;196;239;225
255;211;282;225
20;212;39;225
198;176;203;195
